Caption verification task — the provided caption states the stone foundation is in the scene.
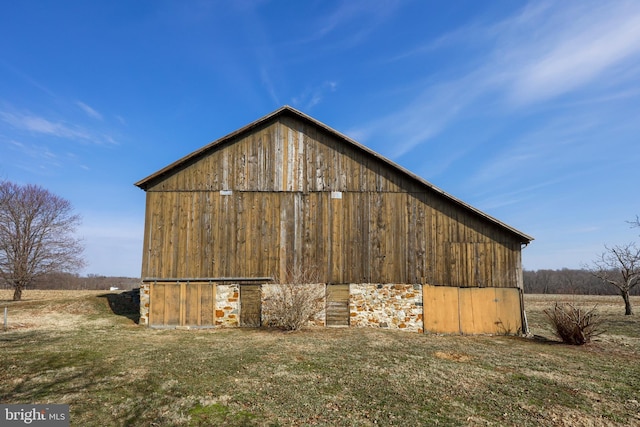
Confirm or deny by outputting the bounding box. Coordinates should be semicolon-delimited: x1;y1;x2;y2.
349;284;423;333
215;284;239;327
139;282;150;326
136;282;534;336
140;282;424;331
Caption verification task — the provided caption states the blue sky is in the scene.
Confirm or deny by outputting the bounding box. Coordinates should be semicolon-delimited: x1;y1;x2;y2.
1;1;639;277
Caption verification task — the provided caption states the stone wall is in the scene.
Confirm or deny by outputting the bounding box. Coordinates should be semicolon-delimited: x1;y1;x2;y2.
349;284;423;333
215;284;240;327
139;282;150;326
140;282;425;333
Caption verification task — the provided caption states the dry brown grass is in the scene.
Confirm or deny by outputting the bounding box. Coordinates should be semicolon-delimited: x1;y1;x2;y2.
525;294;640;314
0;289;106;302
0;290;114;330
0;292;638;426
433;351;472;362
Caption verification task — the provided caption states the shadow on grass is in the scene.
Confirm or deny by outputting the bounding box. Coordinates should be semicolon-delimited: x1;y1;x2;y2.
0;329;66;345
2;358;99;402
98;289;140;324
523;334;564;345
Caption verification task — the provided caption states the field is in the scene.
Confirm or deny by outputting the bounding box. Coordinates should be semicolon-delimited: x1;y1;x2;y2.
1;290;639;426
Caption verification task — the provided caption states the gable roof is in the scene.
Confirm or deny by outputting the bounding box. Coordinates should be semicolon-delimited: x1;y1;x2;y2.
135;105;533;243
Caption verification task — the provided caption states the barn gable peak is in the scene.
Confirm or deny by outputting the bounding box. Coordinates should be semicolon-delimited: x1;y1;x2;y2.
134;106;532;243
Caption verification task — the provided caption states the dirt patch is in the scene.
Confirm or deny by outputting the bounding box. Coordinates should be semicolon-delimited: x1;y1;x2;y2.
433;351;472;362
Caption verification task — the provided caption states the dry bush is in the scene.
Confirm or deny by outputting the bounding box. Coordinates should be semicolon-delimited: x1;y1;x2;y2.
262;266;325;331
544;302;604;345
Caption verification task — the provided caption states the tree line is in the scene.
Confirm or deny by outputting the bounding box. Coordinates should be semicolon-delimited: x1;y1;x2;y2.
523;268;640;296
2;267;634;296
0;272;139;291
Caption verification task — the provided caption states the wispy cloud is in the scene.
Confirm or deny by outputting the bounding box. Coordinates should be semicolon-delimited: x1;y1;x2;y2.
347;71;486;159
290;0;402;50
0;109;118;145
115;115;127;126
473;178;567;211
76;101;103;120
469;104;640;194
316;1;400;45
3;138;64;174
291;81;337;110
0;110;91;140
0;59;57;98
315;1;364;39
260;66;280;106
504;1;640;105
351;0;640;163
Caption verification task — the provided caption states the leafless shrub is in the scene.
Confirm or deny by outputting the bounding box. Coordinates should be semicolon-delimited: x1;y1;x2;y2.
544;302;604;345
262;265;325;331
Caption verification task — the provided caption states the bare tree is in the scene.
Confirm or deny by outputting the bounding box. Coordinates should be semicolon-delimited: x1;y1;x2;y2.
0;181;85;300
588;243;640;315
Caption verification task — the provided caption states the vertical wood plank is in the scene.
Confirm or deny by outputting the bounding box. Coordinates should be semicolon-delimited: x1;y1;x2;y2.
164;283;181;326
240;285;262;327
422;285;460;334
140;115;525;291
149;282;164;326
326;284;349;326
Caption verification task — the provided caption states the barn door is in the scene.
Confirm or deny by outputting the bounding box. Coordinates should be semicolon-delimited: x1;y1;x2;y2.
240;285;262;327
326;284;349;326
149;282;216;328
422;284;523;334
149;282;181;327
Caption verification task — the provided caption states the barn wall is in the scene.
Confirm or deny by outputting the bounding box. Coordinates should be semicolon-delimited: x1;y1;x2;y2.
141;116;522;331
139;282;520;334
141;116;524;287
141;189;522;286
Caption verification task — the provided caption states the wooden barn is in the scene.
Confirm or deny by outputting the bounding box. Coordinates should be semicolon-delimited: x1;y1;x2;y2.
135;106;533;333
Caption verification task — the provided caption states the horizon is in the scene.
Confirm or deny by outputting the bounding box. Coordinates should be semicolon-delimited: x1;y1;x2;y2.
1;1;639;277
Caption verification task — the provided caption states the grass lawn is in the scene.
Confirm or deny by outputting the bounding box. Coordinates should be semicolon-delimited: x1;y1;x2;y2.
1;290;639;426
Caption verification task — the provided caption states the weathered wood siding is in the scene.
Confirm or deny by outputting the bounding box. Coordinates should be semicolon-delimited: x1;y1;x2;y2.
149;281;216;327
240;285;262;327
326;284;350;326
141;116;524;288
422;284;523;334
